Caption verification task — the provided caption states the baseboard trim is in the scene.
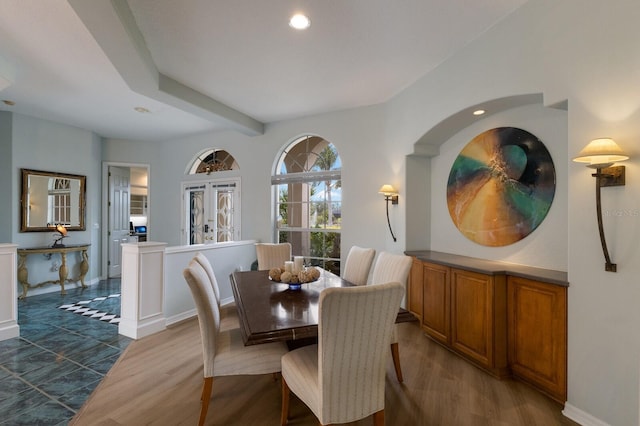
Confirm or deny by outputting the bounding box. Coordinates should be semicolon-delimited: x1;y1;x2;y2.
562;402;610;426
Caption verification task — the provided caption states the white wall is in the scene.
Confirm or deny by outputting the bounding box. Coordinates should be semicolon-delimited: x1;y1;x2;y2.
162;240;257;324
384;0;640;424
104;104;399;257
101;0;640;424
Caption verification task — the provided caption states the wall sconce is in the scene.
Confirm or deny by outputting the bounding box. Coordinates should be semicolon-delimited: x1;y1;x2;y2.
379;184;399;242
573;138;629;272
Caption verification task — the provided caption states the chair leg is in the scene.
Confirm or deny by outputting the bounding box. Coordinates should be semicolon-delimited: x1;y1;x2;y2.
373;409;385;426
391;342;403;383
199;377;213;426
281;377;290;426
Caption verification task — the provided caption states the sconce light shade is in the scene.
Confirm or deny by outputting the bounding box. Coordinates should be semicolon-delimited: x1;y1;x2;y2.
379;184;399;205
378;184;398;196
573;138;629;168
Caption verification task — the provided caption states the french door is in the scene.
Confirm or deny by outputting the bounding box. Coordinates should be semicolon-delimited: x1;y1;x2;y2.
183;179;241;245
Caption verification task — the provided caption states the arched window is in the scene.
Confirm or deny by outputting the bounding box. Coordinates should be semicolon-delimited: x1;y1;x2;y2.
272;135;342;274
188;149;239;174
183;148;241;244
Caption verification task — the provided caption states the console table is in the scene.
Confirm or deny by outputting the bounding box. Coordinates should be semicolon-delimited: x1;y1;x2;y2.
17;244;90;298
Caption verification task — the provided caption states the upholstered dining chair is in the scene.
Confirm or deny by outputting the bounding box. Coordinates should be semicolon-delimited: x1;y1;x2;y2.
280;281;404;426
193;252;239;331
342;245;376;286
255;242;292;270
183;260;289;426
370;251;413;383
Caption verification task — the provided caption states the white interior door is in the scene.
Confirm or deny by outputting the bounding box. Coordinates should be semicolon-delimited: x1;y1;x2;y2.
108;166;131;277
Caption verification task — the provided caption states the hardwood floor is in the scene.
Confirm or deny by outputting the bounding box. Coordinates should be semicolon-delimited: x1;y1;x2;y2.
71;307;577;425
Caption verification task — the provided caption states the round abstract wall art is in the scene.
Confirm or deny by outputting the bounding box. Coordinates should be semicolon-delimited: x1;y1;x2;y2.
447;127;555;247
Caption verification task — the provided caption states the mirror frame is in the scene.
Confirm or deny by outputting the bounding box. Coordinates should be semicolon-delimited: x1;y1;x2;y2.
20;168;87;232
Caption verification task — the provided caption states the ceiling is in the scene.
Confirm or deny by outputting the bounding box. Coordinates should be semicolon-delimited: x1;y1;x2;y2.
0;0;528;142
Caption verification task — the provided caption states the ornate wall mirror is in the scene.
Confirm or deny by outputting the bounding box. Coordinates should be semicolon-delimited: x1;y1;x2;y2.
21;168;86;232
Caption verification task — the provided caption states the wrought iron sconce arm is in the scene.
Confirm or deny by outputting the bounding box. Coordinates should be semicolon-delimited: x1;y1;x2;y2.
593;166;625;272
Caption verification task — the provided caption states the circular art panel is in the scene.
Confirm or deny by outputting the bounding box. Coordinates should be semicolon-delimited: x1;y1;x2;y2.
447;127;555;247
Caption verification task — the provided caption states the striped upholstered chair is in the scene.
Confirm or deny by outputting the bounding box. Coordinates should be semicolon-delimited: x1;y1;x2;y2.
370;251;413;383
183;260;289;426
342;245;376;286
193;252;239;331
281;282;404;426
255;242;292;270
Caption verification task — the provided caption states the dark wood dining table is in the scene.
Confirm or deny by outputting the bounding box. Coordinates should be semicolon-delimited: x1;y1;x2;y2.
229;269;416;346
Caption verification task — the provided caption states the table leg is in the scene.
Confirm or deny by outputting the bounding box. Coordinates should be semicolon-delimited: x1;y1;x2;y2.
59;252;68;295
17;253;29;299
79;249;89;288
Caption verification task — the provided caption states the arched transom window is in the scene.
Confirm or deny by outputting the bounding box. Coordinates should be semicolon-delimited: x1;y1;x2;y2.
188;149;239;175
272;135;342;274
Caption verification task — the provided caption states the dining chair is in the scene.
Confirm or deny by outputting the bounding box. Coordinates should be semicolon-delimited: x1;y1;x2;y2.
370;251;413;383
255;242;292;270
342;245;376;286
280;281;404;426
193;252;239;331
183;260;289;426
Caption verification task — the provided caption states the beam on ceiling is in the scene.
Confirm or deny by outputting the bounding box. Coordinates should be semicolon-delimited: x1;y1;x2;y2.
68;0;264;136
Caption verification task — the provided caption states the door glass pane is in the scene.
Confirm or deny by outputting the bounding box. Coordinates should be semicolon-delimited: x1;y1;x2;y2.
216;190;234;242
189;189;205;244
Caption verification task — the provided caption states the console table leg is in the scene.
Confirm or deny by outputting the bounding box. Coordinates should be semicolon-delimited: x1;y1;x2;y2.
79;250;89;288
59;253;68;295
17;253;29;299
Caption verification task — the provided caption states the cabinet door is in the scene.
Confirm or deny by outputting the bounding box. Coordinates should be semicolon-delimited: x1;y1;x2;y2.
508;276;567;402
421;262;450;345
450;268;507;375
408;258;423;320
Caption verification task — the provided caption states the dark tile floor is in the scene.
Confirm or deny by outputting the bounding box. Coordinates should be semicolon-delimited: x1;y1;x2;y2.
0;279;129;425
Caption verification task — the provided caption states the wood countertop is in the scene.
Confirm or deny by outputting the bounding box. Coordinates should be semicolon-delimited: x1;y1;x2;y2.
405;250;568;287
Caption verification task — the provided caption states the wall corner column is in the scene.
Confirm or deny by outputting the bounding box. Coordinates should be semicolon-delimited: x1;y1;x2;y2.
0;244;20;341
119;241;167;339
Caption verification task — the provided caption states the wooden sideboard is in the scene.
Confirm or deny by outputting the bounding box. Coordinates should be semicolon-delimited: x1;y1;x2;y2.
17;244;90;298
406;250;568;403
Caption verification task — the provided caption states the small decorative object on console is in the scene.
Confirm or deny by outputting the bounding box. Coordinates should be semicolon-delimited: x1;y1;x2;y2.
52;224;68;248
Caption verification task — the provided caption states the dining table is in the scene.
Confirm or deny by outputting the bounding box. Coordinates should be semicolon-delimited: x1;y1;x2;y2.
229;268;416;346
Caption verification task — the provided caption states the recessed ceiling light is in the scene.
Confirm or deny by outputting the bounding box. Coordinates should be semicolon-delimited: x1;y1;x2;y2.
473;109;486;116
289;13;311;30
2;100;15;106
134;106;150;113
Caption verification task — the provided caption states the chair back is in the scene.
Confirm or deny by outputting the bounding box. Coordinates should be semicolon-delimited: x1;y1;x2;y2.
342;246;375;286
370;251;412;287
183;259;220;378
194;252;221;305
255;242;292;270
317;282;404;423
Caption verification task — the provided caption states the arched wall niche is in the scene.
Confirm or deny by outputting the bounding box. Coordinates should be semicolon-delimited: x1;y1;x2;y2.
412;93;547;155
405;92;568;253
